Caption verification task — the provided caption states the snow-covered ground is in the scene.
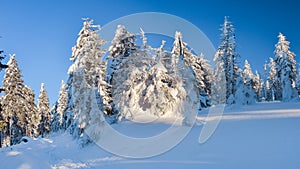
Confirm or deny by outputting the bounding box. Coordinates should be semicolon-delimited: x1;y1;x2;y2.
1;102;300;169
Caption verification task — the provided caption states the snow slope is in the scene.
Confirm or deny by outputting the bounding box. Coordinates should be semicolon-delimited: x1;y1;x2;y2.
1;102;300;169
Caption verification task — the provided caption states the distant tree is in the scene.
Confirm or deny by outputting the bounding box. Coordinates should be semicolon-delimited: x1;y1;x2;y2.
211;51;226;105
239;60;256;104
22;86;38;138
253;71;263;101
273;33;297;101
37;83;51;137
267;58;277;101
235;76;255;105
242;60;255;91
261;63;268;101
214;16;240;104
296;68;300;96
265;80;273;101
51;80;68;132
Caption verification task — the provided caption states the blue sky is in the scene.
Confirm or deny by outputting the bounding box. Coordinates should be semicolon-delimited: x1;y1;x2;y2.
0;0;299;104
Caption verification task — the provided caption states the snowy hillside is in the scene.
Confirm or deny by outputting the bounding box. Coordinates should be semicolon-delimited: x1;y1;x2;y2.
1;102;300;169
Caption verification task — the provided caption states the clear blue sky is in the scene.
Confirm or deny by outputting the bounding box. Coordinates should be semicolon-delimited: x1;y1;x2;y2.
0;0;299;105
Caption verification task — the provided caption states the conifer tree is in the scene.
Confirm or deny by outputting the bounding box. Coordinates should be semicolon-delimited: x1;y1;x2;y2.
22;86;38;137
37;83;51;137
267;58;277;101
1;54;31;145
67;19;109;143
273;33;297;101
214;16;240;104
51;80;68;132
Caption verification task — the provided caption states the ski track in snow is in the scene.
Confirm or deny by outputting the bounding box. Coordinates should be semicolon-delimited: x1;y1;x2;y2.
1;102;300;169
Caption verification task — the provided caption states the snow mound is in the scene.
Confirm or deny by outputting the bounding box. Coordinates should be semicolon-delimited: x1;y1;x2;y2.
1;102;300;169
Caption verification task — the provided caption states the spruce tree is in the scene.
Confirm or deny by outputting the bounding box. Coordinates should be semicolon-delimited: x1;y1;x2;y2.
37;83;51;137
253;71;262;101
214;16;240;104
1;54;30;145
240;60;256;104
211;52;226;105
273;33;297;101
51;80;68;132
68;19;108;143
267;58;277;101
22;86;37;138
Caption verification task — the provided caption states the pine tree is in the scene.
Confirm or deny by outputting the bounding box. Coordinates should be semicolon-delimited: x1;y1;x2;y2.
37;83;51;137
214;16;240;104
273;33;297;101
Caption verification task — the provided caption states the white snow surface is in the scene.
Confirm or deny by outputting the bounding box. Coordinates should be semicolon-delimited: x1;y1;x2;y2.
1;102;300;169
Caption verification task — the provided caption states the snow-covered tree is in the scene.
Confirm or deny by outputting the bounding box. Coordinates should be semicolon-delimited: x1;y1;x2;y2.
112;30;199;124
273;33;297;101
267;58;277;101
242;60;254;90
192;54;212;108
67;19;110;144
214;16;240;104
296;68;300;96
240;60;256;104
37;83;51;137
70;19;107;88
265;80;273;101
171;32;212;108
111;29;154;119
70;19;112;116
211;54;226;105
51;80;68;132
261;63;268;101
22;86;38;138
66;18;110;131
1;54;33;146
253;71;263;101
235;76;255;105
171;32;183;73
108;25;137;84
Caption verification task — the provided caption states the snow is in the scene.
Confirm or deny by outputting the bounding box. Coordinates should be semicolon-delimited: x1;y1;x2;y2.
1;101;300;169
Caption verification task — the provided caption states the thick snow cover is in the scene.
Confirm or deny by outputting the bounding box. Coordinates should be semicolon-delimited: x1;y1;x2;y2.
1;102;300;169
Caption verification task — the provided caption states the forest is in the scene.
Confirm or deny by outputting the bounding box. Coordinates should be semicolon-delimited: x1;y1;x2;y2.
0;16;298;147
